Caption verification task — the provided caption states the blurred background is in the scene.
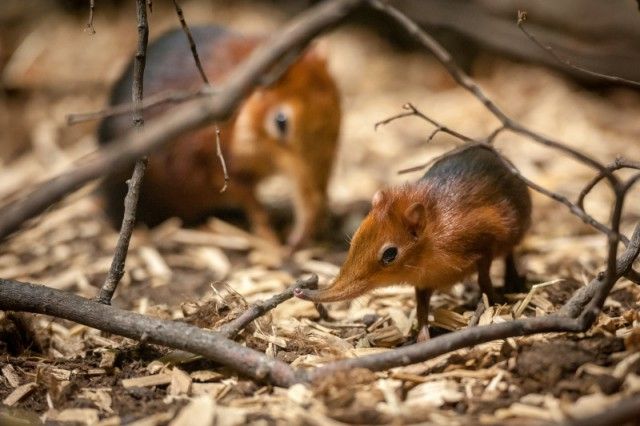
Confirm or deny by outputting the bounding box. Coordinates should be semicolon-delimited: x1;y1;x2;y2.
1;2;640;422
1;0;640;300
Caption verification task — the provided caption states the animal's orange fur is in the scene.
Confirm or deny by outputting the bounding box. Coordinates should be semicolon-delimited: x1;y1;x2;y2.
99;26;340;248
295;146;531;337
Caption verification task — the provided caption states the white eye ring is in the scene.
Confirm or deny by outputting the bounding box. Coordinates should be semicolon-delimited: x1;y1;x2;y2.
379;243;398;266
264;104;294;142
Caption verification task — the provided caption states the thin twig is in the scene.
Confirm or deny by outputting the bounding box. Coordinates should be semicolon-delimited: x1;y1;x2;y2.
172;0;209;85
496;151;629;245
517;11;640;89
96;160;147;304
85;0;96;34
368;0;617;183
170;0;229;193
467;300;486;328
577;157;640;209
66;87;215;125
215;126;229;193
578;173;640;327
391;108;626;244
131;0;148;129
97;0;149;305
559;222;640;318
375;102;473;143
219;275;319;338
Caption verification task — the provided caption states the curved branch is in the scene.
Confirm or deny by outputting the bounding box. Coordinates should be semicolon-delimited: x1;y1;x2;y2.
517;11;640;89
367;0;618;182
577;158;640;209
305;315;584;382
375;103;473;143
219;274;319;338
0;279;300;387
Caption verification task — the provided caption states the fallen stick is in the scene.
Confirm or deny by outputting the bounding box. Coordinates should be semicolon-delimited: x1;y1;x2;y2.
0;279;300;387
219;274;319;338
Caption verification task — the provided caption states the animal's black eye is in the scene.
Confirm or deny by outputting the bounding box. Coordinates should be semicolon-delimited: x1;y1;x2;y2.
275;111;288;136
380;246;398;266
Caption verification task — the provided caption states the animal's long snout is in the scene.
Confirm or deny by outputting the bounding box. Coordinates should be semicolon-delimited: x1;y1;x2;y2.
293;277;367;303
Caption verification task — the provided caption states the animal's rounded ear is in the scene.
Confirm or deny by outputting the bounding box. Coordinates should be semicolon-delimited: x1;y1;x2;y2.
403;202;426;237
305;39;329;62
372;190;385;208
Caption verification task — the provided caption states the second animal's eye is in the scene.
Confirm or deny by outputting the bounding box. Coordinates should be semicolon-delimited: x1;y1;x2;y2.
380;246;398;266
274;111;288;137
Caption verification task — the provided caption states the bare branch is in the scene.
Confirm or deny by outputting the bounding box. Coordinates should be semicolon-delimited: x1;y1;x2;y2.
559;221;640;318
306;316;584;381
375;102;473;143
368;0;617;182
219;274;319;338
96;159;147;304
496;151;628;245
577;174;640;327
131;0;148;128
517;11;640;89
577;157;640;209
85;0;96;35
97;0;150;305
169;0;230;194
66;87;214;125
391;105;625;244
172;0;209;85
0;0;365;242
214;126;229;193
0;279;300;387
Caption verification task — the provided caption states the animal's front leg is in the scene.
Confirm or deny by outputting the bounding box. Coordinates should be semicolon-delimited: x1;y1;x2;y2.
235;184;280;245
415;287;433;343
477;254;499;305
286;164;324;250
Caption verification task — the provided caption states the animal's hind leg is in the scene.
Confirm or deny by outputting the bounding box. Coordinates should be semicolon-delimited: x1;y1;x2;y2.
503;251;526;294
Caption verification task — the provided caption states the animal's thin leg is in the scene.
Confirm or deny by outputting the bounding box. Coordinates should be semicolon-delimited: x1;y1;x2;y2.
504;251;526;293
415;287;433;342
477;255;496;305
235;184;279;244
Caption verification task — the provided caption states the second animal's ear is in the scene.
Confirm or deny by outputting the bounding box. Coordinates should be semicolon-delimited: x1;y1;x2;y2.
403;202;426;238
305;39;329;62
372;190;385;208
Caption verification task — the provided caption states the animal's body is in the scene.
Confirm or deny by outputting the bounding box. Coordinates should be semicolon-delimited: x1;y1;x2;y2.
295;145;532;340
99;25;341;247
